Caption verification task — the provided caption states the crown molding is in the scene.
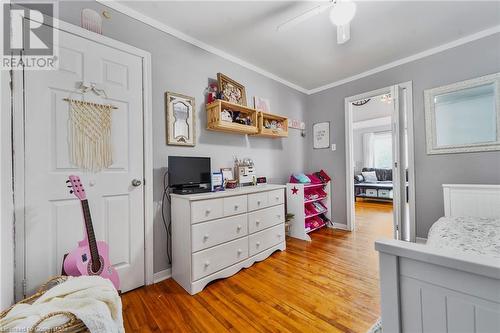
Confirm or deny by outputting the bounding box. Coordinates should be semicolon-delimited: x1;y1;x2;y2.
96;1;499;96
96;0;309;94
308;25;500;94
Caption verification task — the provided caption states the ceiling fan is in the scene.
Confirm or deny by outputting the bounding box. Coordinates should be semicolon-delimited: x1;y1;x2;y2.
277;0;357;44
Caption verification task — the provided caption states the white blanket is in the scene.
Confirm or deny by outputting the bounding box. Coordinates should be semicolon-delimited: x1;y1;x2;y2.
427;216;500;259
1;276;124;333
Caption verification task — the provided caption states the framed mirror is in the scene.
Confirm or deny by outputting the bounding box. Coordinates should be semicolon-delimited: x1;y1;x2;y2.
424;73;500;154
165;92;196;146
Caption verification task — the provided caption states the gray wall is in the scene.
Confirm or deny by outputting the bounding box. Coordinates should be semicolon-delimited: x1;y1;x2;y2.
58;1;307;273
306;34;500;238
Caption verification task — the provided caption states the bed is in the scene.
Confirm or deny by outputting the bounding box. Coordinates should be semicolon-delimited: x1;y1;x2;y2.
375;184;500;333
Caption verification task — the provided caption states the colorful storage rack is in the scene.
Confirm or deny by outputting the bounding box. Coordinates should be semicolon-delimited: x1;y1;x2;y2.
286;171;332;241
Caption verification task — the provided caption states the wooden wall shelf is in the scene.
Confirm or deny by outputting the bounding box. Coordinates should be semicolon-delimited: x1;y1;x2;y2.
206;100;258;135
205;100;288;138
257;112;288;138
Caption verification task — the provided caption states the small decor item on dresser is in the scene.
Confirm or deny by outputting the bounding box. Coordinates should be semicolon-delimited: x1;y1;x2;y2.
220;167;234;183
234;156;256;186
211;172;224;192
254;96;271;113
256;176;267;185
217;73;247;106
165;92;196;146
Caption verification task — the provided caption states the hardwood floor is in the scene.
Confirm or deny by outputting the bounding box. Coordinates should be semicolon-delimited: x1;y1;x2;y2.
122;201;393;333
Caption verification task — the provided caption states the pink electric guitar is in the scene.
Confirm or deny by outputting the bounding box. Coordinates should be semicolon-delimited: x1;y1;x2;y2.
63;175;120;290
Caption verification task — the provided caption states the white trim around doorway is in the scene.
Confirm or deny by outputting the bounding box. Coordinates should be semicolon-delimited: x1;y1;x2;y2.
344;82;416;242
7;16;154;301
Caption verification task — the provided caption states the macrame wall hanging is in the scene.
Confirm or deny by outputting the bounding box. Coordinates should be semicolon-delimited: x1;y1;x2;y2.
64;97;117;172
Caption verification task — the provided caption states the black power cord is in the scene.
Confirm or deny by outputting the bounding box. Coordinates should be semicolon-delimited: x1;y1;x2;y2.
162;170;172;264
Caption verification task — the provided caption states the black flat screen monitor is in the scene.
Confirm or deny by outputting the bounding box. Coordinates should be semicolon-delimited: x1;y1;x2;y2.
168;156;211;188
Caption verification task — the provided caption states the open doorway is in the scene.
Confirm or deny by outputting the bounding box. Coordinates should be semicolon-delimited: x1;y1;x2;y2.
345;83;416;241
352;94;394;238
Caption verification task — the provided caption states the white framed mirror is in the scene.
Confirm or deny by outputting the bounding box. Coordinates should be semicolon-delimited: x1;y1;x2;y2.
424;73;500;154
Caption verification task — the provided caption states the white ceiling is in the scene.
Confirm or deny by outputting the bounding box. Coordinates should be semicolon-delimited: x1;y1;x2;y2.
353;93;392;122
117;1;500;93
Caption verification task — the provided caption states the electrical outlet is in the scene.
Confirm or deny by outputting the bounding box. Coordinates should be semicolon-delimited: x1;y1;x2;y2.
331;144;336;151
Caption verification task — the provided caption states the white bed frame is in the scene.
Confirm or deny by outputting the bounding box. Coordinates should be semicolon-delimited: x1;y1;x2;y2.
375;184;500;333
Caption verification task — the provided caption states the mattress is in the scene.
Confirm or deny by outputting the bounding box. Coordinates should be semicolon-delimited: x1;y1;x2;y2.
426;216;500;259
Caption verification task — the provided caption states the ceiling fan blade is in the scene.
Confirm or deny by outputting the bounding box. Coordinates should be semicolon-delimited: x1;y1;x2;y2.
277;2;335;32
337;23;350;44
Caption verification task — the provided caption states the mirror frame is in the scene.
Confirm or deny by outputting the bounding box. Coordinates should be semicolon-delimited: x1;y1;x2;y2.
424;72;500;155
165;91;196;147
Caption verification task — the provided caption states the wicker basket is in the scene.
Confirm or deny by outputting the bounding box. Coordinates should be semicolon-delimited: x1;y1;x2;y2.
0;276;89;333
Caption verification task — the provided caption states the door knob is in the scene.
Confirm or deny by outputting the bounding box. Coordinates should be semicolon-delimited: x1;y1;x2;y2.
131;179;142;187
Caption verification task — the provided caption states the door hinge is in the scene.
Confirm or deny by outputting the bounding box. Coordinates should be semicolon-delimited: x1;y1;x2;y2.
22;279;27;297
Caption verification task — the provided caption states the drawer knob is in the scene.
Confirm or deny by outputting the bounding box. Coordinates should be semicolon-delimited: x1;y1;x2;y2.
256;220;260;225
256;241;261;247
234;204;239;210
237;225;242;231
277;234;282;238
277;215;281;219
275;196;279;200
205;209;211;215
203;234;209;240
204;261;210;267
237;248;243;254
257;200;261;205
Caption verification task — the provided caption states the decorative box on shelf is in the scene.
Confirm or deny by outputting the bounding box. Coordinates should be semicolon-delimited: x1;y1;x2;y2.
206;99;258;135
257;112;288;138
286;172;332;242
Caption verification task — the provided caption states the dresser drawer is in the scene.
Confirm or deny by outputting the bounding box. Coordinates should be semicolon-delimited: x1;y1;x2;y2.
223;195;248;217
192;214;248;252
249;224;285;256
192;237;248;281
248;205;284;233
268;189;284;206
191;199;223;223
248;192;268;211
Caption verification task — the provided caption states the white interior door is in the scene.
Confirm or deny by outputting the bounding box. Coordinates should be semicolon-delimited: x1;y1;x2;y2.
391;85;401;239
22;26;145;294
391;84;413;241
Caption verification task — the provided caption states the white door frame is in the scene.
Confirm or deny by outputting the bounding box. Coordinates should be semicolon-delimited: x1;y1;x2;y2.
344;81;416;241
7;16;154;300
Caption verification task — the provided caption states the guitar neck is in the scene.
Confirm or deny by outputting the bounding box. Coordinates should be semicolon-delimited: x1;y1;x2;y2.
81;200;100;264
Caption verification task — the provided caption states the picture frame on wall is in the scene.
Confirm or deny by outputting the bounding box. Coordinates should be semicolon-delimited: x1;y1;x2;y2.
217;73;247;106
254;96;271;113
313;122;330;149
165;92;196;146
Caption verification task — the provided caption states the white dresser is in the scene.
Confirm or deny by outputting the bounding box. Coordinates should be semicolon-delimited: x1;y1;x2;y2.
171;185;286;294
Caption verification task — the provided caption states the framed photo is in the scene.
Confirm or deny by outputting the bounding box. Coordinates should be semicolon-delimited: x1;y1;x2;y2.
217;73;247;106
220;167;234;182
165;92;195;146
313;122;330;149
211;172;224;192
254;96;271;113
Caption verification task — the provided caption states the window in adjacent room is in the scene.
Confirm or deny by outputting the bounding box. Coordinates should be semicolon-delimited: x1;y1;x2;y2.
373;131;392;169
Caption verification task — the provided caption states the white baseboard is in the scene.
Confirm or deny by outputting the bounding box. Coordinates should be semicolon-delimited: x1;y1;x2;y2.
416;237;427;244
332;223;350;231
153;268;172;284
